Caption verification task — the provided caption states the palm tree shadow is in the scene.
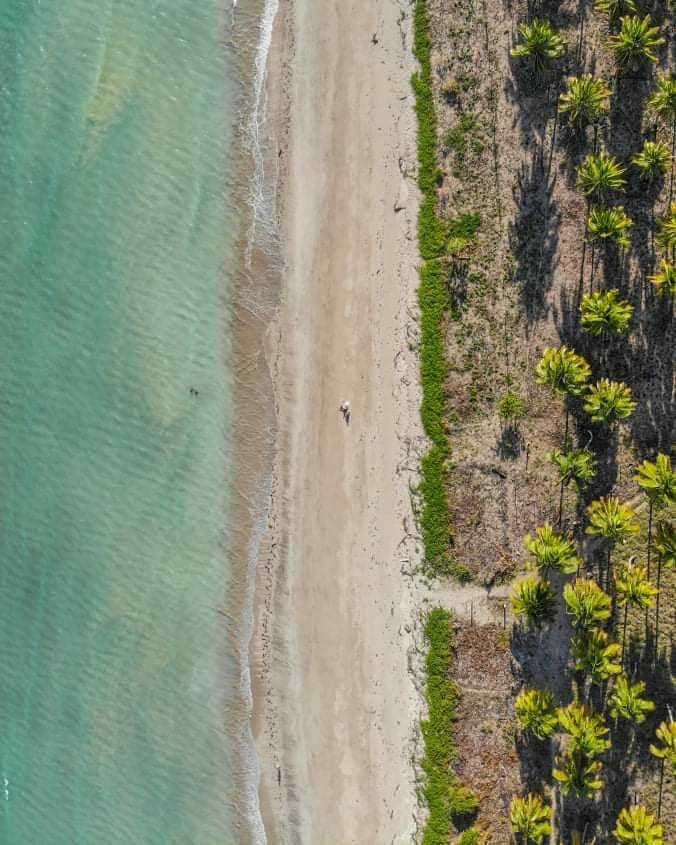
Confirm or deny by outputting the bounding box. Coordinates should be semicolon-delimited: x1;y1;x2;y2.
509;152;561;324
516;732;554;793
615;305;675;456
606;76;651;163
497;423;524;460
584;425;619;496
618;634;675;815
504;40;559;154
626;631;675;718
511;618;570;795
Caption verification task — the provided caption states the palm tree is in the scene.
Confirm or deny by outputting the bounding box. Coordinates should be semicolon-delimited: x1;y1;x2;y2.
559;75;611;127
654;521;675;653
535;347;591;397
654;522;675;573
594;0;637;18
572;628;622;682
615;560;658;661
549;445;596;525
515;687;558;740
635;453;676;510
579;289;632;336
648;74;676;128
648;75;676;199
587;205;632;248
608;675;655;724
648;259;676;297
632;141;671;182
511;20;566;72
609;16;664;67
509;793;552;844
650;718;676;773
535;346;591;438
656;202;676;254
586;496;639;587
650;718;676;818
564;579;612;629
524;524;581;577
586;497;639;544
578;153;626;198
614;805;663;844
634;453;675;596
552;749;603;798
584;379;636;425
511;575;554;625
557;702;611;757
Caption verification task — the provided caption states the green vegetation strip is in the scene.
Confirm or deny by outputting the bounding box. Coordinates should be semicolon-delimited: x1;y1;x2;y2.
420;608;470;845
413;4;479;842
418;260;454;572
412;0;445;260
412;0;470;580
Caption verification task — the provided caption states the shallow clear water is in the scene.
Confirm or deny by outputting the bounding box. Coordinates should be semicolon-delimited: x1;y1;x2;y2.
0;1;248;841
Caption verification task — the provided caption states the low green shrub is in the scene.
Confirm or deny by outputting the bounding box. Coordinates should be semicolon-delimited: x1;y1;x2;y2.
420;608;460;845
449;785;479;818
419;611;480;843
412;0;445;260
412;0;478;581
447;213;481;253
497;390;526;421
459;829;481;845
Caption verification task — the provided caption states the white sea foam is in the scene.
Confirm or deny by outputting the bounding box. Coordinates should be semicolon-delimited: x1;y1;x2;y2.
237;448;275;845
245;0;280;269
235;2;280;842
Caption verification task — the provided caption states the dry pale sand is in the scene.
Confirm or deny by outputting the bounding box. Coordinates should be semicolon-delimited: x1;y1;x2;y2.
250;1;426;843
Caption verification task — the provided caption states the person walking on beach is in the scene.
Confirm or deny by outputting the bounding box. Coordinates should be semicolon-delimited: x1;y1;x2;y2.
339;400;350;425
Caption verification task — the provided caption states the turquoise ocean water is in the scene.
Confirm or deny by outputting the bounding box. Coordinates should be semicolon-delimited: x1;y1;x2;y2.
0;1;265;841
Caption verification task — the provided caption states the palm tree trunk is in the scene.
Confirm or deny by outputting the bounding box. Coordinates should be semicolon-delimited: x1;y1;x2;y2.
645;501;653;639
609;548;617;634
578;234;588;306
546;102;558;182
647;500;653;578
549;786;557;845
669;118;675;206
657;757;664;821
654;554;662;663
578;195;591;307
589;243;596;293
597;546;607;587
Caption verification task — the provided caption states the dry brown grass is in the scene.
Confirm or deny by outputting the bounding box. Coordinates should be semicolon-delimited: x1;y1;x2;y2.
425;0;675;839
450;623;522;842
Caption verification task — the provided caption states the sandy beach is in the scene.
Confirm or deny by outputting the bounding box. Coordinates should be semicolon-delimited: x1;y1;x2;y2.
250;0;424;842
